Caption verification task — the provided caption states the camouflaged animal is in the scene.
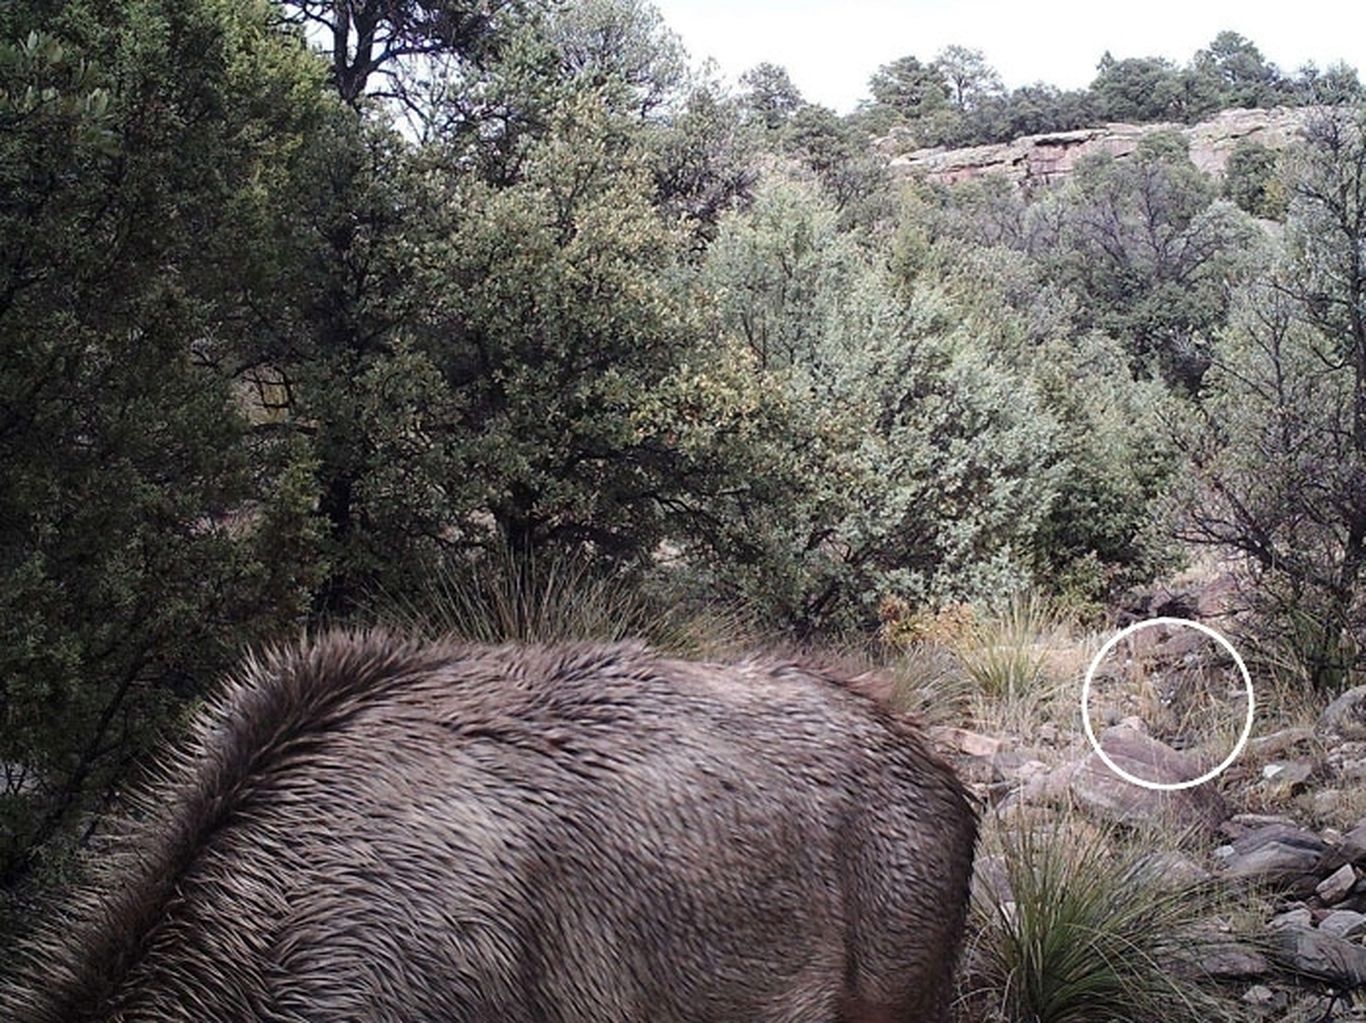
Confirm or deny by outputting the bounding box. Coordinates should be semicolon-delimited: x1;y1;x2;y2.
7;632;978;1023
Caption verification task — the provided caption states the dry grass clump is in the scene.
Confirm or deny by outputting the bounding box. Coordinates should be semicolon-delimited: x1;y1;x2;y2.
877;590;1089;739
371;544;753;656
956;593;1081;738
954;592;1056;702
880;642;977;728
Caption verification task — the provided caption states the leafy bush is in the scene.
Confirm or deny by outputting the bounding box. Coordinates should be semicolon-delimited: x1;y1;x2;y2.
1223;139;1287;219
689;179;1065;633
0;0;326;912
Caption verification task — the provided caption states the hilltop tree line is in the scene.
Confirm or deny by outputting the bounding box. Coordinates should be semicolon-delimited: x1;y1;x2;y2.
3;0;1366;935
743;30;1364;151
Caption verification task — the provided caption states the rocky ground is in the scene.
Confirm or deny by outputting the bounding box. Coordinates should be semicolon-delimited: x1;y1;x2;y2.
923;575;1366;1019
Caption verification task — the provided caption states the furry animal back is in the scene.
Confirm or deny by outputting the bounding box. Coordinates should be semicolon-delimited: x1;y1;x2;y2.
8;633;978;1023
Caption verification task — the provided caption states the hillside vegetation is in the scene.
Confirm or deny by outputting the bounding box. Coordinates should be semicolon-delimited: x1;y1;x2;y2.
4;2;1366;1018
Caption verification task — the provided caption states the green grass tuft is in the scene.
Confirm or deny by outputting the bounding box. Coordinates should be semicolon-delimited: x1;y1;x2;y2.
955;592;1055;702
958;813;1243;1023
367;543;749;656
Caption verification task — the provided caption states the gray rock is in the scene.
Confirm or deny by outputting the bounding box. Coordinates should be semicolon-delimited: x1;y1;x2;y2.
971;853;1012;909
1241;983;1276;1006
1132;850;1212;890
1317;863;1359;904
1248;727;1316;759
1199;943;1271;978
1230;823;1326;856
1221;827;1325;894
1317;685;1366;740
1231;812;1303;828
991;751;1050;784
1273;925;1366;986
1343;819;1366;863
1223;841;1323;881
1269;907;1314;930
1220;813;1302;842
1319;909;1366;939
927;726;1004;758
1260;759;1314;793
1068;725;1228;829
1017;764;1076;806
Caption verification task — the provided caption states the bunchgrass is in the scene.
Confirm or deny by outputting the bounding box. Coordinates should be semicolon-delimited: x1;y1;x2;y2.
956;592;1056;702
957;810;1243;1023
881;642;978;727
953;591;1076;738
369;544;750;656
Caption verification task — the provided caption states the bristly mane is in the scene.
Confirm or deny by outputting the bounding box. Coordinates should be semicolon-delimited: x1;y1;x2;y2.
7;630;456;1023
5;632;975;1023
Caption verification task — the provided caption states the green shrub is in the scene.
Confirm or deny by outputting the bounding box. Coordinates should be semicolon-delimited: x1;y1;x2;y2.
1223;139;1286;219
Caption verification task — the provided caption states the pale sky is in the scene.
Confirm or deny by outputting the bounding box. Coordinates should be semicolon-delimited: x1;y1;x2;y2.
652;0;1366;113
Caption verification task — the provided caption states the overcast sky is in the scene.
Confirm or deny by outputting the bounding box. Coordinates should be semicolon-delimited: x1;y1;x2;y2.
651;0;1366;113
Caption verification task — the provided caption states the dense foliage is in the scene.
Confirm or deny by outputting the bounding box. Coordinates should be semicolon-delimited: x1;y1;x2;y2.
2;0;1364;942
1176;108;1366;690
0;0;326;900
858;30;1365;150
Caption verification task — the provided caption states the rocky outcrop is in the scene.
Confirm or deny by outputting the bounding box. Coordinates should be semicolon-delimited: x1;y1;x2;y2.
887;106;1320;188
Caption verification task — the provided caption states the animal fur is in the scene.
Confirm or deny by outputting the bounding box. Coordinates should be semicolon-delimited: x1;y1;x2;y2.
6;632;978;1022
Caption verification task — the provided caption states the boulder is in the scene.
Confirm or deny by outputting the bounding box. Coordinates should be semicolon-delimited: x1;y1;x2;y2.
1132;849;1212;889
990;750;1051;784
1317;685;1366;740
1015;763;1076;807
928;726;1004;758
1269;907;1313;931
1316;863;1359;905
1230;823;1326;856
1221;824;1326;883
1068;725;1228;829
1319;909;1366;939
1273;926;1366;986
1247;727;1316;759
1222;841;1323;882
1260;759;1315;796
1198;943;1272;979
1219;813;1301;841
1342;819;1366;863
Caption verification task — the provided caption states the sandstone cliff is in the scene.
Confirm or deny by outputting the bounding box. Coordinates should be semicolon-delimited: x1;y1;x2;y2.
886;106;1318;188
